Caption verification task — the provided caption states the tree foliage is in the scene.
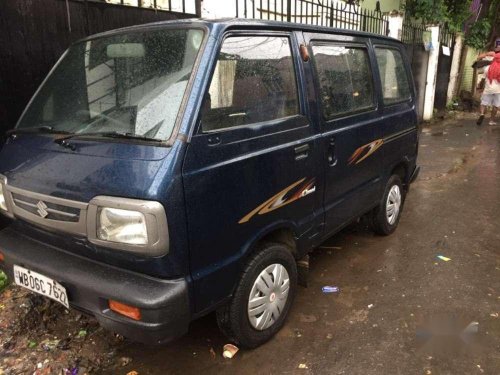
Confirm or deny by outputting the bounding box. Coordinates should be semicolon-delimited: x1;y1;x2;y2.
404;0;499;49
464;0;499;49
444;0;474;32
403;0;471;31
0;270;8;292
403;0;449;26
465;19;492;50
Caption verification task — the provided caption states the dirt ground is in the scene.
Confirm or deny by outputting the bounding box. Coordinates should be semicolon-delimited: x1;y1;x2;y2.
0;287;126;374
0;111;499;374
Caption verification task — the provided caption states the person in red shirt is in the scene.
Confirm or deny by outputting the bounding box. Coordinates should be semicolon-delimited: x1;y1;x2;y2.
477;46;500;126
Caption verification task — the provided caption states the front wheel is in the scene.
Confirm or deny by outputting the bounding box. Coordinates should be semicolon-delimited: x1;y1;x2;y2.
371;175;405;235
216;243;297;348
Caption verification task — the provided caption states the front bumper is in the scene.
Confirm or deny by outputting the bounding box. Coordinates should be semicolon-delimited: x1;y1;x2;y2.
0;226;190;345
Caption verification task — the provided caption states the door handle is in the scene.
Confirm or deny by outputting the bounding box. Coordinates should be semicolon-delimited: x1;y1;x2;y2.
294;143;310;160
327;137;337;167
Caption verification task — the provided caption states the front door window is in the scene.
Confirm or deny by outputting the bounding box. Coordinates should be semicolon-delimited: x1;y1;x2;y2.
201;36;299;132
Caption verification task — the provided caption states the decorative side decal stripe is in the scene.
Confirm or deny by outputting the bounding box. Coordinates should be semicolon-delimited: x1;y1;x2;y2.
239;178;316;224
348;139;384;165
349;128;416;165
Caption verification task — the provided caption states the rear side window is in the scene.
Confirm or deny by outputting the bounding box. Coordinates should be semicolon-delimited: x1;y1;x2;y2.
375;47;411;104
201;36;299;132
311;44;374;119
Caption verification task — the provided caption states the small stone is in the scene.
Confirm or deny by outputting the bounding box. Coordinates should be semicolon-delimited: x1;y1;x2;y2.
119;357;132;367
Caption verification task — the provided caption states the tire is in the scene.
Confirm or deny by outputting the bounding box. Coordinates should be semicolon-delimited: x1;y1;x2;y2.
216;242;297;348
371;175;405;236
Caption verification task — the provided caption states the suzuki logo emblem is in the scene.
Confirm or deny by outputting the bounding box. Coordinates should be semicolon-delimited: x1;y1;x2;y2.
36;201;48;218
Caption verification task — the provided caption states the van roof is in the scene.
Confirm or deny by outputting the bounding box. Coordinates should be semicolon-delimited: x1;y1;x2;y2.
77;18;400;45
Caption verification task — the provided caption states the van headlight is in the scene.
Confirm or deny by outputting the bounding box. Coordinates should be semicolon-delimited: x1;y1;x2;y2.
0;183;7;212
98;207;148;245
87;196;169;256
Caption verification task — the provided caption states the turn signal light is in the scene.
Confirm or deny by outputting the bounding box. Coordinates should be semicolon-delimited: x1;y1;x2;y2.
109;300;141;321
0;251;4;262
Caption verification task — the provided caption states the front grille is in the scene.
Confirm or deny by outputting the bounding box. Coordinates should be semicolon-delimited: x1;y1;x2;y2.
11;192;81;223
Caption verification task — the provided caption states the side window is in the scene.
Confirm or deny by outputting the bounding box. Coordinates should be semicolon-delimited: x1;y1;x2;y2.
201;36;299;132
375;47;411;104
311;44;374;119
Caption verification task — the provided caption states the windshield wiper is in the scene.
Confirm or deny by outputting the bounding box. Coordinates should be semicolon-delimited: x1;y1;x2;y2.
54;131;162;149
6;126;72;136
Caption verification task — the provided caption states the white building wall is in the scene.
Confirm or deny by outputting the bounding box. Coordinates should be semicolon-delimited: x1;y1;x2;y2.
201;0;355;21
201;0;237;18
105;0;197;14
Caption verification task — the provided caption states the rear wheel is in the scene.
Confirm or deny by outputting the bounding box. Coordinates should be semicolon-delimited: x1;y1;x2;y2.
216;243;297;348
372;175;405;235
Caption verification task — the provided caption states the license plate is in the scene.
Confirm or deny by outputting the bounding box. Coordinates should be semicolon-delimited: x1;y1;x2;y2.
13;265;69;309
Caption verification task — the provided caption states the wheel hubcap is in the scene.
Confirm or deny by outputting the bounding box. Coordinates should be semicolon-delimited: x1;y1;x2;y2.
248;263;290;331
386;185;402;225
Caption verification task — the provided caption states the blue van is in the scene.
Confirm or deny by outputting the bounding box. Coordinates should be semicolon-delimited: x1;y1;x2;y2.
0;19;419;348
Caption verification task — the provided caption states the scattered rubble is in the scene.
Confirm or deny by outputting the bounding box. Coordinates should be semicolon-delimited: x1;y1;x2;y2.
0;285;126;374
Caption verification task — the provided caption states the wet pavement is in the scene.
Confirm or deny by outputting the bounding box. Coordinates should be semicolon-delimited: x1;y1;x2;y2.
107;113;500;375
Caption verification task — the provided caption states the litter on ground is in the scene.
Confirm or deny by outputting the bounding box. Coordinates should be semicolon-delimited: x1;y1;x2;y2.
222;344;239;359
437;255;451;262
322;286;339;293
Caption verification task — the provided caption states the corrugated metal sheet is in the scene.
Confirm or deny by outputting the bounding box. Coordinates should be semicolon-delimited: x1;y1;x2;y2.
460;47;480;93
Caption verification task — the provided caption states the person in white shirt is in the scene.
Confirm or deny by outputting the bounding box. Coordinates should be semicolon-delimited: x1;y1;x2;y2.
477;46;500;126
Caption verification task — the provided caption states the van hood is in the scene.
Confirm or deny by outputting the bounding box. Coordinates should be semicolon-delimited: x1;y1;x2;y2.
0;134;172;203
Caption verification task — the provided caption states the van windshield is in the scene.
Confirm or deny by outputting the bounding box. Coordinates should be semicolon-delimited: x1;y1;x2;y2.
17;28;204;142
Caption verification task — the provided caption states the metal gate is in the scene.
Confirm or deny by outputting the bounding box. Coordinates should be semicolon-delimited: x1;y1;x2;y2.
236;0;389;35
402;20;429;122
434;27;455;110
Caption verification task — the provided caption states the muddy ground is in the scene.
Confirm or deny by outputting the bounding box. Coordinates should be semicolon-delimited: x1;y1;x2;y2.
0;112;499;374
